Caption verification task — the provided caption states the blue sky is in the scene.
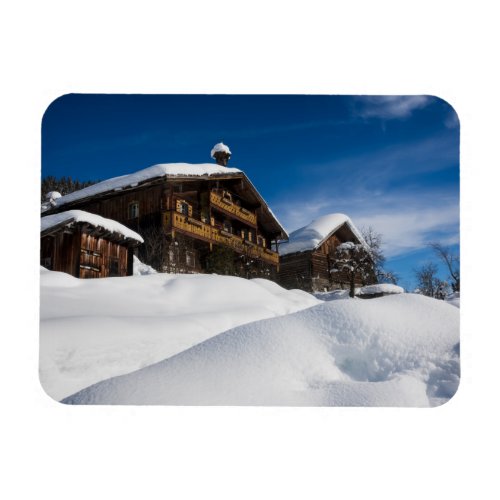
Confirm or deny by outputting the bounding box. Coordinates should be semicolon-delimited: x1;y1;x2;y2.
42;94;460;290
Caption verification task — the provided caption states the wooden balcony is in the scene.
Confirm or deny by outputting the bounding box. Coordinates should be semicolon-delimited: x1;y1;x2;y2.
164;211;279;266
210;191;257;226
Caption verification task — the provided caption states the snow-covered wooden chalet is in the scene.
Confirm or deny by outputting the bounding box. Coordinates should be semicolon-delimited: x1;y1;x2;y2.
41;143;287;278
41;210;143;278
278;213;375;292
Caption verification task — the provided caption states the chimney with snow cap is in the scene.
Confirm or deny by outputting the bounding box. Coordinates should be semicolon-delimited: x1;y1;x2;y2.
211;142;231;166
46;191;62;207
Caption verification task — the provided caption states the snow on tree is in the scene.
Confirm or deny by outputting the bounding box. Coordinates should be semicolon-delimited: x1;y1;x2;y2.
331;241;375;298
361;226;399;284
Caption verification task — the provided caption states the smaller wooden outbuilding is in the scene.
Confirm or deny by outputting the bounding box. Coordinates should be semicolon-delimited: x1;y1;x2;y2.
278;213;376;293
41;210;143;278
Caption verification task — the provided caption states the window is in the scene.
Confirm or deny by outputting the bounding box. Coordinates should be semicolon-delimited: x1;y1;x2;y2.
108;257;119;277
128;202;139;219
175;199;192;216
186;251;195;268
179;202;189;216
242;229;253;242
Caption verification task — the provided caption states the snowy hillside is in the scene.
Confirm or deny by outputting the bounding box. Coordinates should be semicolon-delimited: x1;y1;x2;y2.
40;268;319;400
63;294;459;407
40;268;459;407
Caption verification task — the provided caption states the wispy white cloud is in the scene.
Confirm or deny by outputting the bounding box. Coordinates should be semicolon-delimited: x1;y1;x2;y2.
353;96;432;120
352;204;459;257
271;131;459;259
274;190;459;258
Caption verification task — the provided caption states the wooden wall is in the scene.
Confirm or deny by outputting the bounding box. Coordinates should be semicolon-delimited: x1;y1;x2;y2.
46;178;282;277
278;233;369;292
79;232;128;278
41;227;131;279
41;232;80;276
80;184;164;230
278;252;313;291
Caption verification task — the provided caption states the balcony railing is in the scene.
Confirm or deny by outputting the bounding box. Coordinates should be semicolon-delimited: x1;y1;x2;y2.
210;191;257;226
164;211;279;266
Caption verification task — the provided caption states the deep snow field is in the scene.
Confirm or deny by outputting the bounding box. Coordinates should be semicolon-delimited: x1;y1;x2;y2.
40;267;319;401
40;267;459;407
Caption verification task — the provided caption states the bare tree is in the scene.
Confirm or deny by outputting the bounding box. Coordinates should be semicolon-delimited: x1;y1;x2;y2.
138;224;165;271
429;242;460;292
361;226;384;269
414;262;449;298
379;270;400;285
414;262;438;297
361;226;399;284
164;234;198;274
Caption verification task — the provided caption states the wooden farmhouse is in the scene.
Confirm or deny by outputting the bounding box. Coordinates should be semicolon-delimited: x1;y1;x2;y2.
41;210;143;278
41;144;287;278
278;213;376;292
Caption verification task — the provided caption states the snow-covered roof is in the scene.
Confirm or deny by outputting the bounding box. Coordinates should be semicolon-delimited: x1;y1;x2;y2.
210;142;231;158
42;163;243;212
41;210;144;243
279;213;367;256
41;162;288;239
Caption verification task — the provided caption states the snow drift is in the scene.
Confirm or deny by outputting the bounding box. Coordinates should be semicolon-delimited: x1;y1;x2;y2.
40;269;319;400
62;293;460;407
358;283;405;295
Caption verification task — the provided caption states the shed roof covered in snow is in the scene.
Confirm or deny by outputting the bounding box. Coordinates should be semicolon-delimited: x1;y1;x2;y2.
279;213;367;256
41;210;144;243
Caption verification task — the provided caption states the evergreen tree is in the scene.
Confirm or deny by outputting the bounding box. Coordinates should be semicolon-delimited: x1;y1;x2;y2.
205;245;238;275
41;176;99;202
